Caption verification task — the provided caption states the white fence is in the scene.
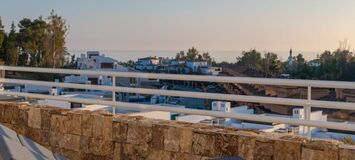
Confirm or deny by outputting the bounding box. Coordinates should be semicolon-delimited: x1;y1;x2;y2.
0;66;355;134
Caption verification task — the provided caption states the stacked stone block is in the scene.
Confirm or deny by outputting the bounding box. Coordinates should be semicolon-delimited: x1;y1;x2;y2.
0;102;354;160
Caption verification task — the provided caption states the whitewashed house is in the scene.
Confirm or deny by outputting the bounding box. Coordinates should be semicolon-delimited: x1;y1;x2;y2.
77;51;120;70
136;56;160;71
167;60;186;73
169;60;186;66
73;51;128;85
200;67;222;75
308;60;321;67
61;51;150;102
293;108;328;134
185;61;209;73
80;52;159;98
66;51;131;85
212;101;231;112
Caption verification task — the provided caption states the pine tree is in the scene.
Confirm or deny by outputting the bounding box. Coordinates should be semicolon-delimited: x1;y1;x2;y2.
0;17;5;63
0;17;4;47
3;22;19;65
45;10;68;68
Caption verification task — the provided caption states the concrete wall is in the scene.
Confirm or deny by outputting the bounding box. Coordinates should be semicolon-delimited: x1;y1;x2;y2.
264;86;329;100
0;102;354;160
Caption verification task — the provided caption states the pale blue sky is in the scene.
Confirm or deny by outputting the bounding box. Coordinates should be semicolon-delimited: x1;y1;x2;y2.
1;0;355;54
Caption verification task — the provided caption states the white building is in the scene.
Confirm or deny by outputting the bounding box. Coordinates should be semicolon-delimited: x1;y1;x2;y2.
77;51;121;70
225;106;328;134
227;106;254;123
37;93;111;109
67;51;141;86
225;106;288;132
175;101;330;135
168;60;219;75
72;51;130;86
23;85;52;94
212;101;231;112
200;67;222;76
185;61;209;73
169;60;186;66
62;51;157;102
308;60;321;67
137;56;160;65
175;101;231;125
39;92;183;120
136;57;160;71
293;108;327;134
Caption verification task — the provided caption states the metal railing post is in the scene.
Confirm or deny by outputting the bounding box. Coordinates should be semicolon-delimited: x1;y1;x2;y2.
305;85;312;137
112;76;116;114
0;67;4;91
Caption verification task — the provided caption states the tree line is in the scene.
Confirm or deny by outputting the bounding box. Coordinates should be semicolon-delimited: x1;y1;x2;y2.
173;47;355;81
175;47;212;62
235;49;284;77
233;47;355;81
288;49;355;81
0;10;69;68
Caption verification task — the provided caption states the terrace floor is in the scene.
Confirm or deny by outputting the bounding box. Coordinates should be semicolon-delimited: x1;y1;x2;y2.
0;124;64;160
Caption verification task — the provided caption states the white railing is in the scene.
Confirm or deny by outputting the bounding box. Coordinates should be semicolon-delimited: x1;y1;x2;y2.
0;66;355;134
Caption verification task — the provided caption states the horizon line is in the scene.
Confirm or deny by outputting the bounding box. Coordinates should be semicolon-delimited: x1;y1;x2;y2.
68;49;327;53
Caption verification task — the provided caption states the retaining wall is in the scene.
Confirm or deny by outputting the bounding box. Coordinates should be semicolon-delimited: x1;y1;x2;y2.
0;102;354;160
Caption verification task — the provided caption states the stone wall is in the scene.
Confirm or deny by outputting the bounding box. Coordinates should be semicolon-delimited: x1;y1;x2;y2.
0;102;354;160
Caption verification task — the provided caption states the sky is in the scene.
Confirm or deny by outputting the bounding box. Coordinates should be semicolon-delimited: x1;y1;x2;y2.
1;0;355;55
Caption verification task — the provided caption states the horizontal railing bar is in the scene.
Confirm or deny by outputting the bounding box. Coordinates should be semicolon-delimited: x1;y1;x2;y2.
2;78;355;110
1;66;355;89
1;91;355;132
4;78;355;110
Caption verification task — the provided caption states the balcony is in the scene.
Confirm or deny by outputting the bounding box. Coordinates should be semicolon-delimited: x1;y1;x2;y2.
0;66;354;159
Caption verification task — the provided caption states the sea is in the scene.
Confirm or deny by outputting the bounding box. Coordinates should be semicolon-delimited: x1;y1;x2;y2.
69;50;319;63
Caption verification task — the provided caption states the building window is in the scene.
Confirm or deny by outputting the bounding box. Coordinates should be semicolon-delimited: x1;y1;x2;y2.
71;103;82;108
101;63;114;69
